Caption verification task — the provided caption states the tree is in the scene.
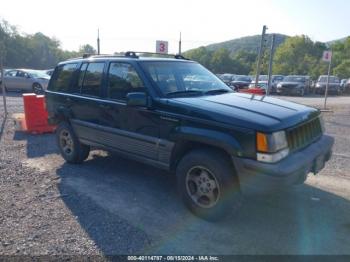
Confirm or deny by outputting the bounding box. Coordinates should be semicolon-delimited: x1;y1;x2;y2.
273;35;327;79
78;44;96;55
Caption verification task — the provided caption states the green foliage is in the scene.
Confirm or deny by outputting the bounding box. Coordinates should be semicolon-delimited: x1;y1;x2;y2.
0;18;95;69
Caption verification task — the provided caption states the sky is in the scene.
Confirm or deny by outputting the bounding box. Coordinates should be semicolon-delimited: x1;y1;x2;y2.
0;0;349;54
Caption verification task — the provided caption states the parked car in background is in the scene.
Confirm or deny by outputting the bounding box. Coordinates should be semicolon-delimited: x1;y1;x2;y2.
249;81;268;93
271;75;285;93
340;79;347;92
229;75;252;90
276;75;311;96
219;73;236;86
315;75;341;95
3;69;50;93
344;79;350;93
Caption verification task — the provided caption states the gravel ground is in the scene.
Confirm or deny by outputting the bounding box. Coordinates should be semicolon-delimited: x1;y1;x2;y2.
0;93;349;256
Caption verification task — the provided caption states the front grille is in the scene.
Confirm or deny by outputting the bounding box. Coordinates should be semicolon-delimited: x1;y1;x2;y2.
286;118;322;152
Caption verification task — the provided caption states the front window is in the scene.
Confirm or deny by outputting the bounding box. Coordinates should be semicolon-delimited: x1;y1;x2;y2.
140;61;231;96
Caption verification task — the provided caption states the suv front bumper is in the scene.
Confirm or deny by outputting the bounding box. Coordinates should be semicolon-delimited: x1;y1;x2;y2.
232;135;334;194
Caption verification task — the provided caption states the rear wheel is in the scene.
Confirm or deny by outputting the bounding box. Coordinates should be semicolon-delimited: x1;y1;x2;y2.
56;122;90;164
299;88;305;97
32;83;43;94
176;149;242;221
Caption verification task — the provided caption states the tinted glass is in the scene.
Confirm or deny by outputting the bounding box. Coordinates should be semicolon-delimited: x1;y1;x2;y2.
81;63;105;97
49;63;78;92
107;63;145;101
140;62;230;96
78;63;88;89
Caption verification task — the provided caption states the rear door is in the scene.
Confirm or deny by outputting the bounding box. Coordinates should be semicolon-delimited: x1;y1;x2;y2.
69;62;106;144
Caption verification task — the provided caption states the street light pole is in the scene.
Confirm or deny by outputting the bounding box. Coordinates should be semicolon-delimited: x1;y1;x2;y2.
267;34;276;96
324;50;332;109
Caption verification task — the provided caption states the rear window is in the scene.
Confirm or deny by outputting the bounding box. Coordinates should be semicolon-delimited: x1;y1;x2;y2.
49;63;78;92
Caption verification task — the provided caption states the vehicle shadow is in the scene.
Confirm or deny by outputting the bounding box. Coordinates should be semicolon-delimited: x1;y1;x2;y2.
56;152;350;255
13;131;58;158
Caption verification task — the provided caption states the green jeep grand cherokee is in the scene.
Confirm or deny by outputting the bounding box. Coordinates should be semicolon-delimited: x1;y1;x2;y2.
46;52;334;220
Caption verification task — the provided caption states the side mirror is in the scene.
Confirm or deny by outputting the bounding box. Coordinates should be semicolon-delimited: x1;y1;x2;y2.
126;92;148;107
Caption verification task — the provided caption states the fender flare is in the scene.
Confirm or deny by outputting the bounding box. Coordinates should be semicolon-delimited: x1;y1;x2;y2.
170;126;244;157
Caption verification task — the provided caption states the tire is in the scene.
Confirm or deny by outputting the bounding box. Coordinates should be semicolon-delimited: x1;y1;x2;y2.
32;83;43;94
176;149;242;221
56;122;90;164
299;88;305;97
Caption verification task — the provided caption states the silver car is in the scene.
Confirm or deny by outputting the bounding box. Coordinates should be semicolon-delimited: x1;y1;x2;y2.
3;69;50;93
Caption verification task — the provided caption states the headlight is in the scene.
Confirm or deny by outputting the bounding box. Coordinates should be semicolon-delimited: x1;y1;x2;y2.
256;131;289;163
277;83;282;88
316;83;321;88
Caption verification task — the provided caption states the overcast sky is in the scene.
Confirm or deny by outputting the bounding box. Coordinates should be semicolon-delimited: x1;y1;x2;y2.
0;0;349;54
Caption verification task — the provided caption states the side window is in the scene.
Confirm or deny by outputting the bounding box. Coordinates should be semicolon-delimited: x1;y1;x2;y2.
107;62;145;101
5;70;17;77
81;62;105;97
17;71;28;78
49;63;78;92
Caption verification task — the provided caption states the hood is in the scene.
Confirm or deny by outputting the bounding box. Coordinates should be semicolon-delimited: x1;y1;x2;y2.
164;93;319;132
279;81;302;86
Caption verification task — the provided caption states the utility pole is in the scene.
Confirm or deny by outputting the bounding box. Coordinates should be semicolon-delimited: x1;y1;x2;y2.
255;25;268;86
324;49;332;109
267;34;276;96
0;42;7;116
97;28;100;55
178;32;182;55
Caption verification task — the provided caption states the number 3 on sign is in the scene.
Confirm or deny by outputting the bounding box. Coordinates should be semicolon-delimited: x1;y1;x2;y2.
156;40;168;54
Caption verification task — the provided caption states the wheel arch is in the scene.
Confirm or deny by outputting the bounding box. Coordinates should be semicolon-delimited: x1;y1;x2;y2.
169;126;243;172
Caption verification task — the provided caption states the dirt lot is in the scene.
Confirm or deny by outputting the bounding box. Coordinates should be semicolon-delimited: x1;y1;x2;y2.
0;93;350;255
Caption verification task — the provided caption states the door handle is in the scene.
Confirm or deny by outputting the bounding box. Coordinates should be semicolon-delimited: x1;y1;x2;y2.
66;97;72;103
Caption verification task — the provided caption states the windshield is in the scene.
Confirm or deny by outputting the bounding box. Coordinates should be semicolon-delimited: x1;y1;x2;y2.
284;76;305;82
26;70;49;78
140;61;231;96
318;76;340;83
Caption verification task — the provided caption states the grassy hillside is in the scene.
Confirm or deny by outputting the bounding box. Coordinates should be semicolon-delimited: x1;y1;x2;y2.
187;34;289;56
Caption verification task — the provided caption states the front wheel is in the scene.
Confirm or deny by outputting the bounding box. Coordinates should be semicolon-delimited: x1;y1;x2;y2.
56;122;90;164
176;149;242;221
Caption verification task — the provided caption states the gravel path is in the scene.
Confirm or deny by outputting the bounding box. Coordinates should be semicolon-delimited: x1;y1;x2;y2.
0;94;151;255
0;93;349;255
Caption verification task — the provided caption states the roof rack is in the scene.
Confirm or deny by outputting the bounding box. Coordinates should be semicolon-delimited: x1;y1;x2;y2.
125;51;189;60
66;52;190;61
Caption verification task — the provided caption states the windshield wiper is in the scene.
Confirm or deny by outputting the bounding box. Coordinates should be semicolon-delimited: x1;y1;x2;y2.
204;89;231;95
166;90;203;97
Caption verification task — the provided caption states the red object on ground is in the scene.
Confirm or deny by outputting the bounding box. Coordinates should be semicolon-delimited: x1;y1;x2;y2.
22;93;56;134
239;88;266;95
